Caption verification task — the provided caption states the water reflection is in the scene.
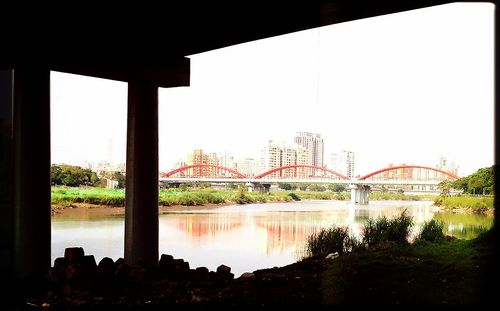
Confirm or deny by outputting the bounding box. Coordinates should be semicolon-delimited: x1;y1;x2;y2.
52;200;492;277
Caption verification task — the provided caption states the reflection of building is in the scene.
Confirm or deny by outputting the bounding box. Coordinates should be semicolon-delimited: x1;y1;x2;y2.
172;214;243;244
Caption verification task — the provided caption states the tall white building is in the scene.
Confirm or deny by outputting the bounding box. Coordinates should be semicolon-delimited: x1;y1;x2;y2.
260;140;312;178
217;152;235;176
344;150;355;178
234;158;257;177
437;155;459;176
260;141;283;178
330;150;355;178
293;132;324;169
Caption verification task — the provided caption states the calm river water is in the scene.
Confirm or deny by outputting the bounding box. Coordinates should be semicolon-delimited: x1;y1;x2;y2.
51;200;493;277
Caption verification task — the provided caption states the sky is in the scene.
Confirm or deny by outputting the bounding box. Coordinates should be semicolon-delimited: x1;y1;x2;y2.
50;2;494;177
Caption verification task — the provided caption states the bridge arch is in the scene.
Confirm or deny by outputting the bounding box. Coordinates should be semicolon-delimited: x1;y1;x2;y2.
255;165;349;180
359;165;459;180
161;164;248;178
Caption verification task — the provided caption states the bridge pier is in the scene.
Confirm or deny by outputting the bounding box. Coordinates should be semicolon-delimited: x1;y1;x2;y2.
349;184;370;205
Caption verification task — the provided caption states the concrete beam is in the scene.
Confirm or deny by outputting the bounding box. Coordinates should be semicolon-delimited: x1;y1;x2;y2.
49;60;190;88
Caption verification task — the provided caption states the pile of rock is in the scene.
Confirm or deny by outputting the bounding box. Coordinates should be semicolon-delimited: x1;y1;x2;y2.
46;247;236;298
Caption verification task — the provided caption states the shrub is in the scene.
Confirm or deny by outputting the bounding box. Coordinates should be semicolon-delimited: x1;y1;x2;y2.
305;226;349;258
416;219;446;242
288;193;301;201
362;210;414;248
386;210;414;244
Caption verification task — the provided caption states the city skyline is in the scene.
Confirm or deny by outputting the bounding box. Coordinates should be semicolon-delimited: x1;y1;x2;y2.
50;3;494;177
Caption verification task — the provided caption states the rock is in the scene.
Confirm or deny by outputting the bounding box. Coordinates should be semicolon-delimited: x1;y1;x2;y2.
190;267;209;282
158;254;174;279
53;257;68;275
129;266;149;282
325;252;339;260
97;257;115;280
216;264;234;281
64;247;85;263
65;263;82;282
216;264;231;274
172;259;190;280
114;260;131;280
239;272;255;280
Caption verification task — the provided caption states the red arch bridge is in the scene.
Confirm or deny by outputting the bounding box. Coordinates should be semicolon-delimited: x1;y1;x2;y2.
160;164;459;204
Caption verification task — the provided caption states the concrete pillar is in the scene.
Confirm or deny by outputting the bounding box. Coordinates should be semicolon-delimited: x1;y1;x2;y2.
12;67;51;278
349;184;357;204
125;80;158;269
364;186;370;204
0;70;14;283
263;183;271;193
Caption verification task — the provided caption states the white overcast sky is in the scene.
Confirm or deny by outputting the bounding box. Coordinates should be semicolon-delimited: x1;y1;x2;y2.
50;2;494;177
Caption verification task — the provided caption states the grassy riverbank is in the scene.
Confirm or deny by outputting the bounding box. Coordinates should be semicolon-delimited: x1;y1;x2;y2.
51;187;350;207
305;211;496;304
433;195;494;215
321;230;494;304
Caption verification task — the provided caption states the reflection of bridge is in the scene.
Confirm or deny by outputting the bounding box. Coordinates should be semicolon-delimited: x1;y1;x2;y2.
160;164;459;205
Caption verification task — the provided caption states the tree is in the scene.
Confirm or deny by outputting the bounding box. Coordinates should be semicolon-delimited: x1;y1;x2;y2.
113;171;126;189
437;180;452;197
451;166;494;195
327;184;346;192
279;183;293;190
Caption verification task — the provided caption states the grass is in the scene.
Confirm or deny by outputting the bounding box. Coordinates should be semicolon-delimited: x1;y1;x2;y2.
415;219;446;243
301;210;495;304
433;196;494;213
321;238;486;304
369;191;425;201
51;187;351;207
305;226;349;257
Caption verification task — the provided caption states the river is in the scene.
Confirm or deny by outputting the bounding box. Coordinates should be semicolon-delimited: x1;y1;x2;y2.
51;200;493;277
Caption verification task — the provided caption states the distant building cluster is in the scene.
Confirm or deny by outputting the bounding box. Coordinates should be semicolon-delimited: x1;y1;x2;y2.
379;156;459;180
173;132;352;179
82;161;126;177
167;132;460;180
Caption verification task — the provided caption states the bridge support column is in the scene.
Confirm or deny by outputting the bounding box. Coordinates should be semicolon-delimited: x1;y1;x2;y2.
125;80;158;269
9;67;52;280
349;184;370;205
349;184;357;205
263;183;271;193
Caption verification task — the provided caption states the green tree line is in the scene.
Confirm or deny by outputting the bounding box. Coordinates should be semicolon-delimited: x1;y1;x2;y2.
51;164;125;188
439;165;494;196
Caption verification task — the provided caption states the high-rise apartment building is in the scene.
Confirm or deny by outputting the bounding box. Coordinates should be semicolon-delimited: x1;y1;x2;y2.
294;132;324;169
343;150;355;178
437;155;459;176
260;141;283;178
187;149;219;176
330;150;355;178
217;153;235;176
234;158;257;177
260;140;312;178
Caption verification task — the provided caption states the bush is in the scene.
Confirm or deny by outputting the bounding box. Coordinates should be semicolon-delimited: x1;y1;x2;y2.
288;193;301;201
416;219;445;242
362;210;414;248
305;226;349;258
386;210;414;244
